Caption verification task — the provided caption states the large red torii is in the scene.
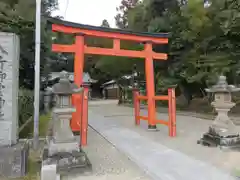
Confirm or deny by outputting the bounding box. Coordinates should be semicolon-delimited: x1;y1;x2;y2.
48;17;176;146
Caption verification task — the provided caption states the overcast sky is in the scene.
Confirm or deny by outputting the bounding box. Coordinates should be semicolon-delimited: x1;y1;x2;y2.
52;0;122;27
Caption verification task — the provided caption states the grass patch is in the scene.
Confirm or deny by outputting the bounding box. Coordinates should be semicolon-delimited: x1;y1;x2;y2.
39;113;51;137
19;112;51;138
11;113;51;180
13;151;41;180
233;168;240;178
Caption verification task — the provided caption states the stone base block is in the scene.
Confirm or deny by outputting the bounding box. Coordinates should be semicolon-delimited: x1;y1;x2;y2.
0;141;29;178
198;127;240;150
41;163;60;180
148;125;158;131
42;147;92;176
73;133;81;145
48;140;79;156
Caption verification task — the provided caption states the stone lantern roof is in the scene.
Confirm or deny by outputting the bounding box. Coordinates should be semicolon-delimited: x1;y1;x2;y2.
52;71;83;95
205;75;240;93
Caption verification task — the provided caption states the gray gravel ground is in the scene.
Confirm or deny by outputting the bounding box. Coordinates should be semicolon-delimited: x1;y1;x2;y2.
62;127;151;180
88;101;240;176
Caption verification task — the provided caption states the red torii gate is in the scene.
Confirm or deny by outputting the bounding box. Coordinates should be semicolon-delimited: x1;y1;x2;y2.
48;18;176;146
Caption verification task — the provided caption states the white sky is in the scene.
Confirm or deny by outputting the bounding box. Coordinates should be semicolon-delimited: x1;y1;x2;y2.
52;0;122;27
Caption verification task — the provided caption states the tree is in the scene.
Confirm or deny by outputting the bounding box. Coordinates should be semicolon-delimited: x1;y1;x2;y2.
115;0;140;29
112;0;240;106
101;19;110;28
0;0;18;8
0;0;59;137
0;0;58;89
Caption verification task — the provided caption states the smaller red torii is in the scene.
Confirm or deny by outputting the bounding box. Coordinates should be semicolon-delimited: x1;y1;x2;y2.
47;17;176;146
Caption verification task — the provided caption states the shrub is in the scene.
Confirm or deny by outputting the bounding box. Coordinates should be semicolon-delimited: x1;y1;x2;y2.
18;89;34;138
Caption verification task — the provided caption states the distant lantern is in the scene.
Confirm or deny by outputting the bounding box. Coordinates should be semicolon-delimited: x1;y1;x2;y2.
198;75;240;149
132;64;139;89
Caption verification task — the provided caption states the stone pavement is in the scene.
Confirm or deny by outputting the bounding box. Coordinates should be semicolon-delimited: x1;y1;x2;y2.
62;127;151;180
88;100;239;180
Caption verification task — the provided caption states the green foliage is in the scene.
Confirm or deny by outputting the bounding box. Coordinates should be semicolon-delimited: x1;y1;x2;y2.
18;88;51;138
39;113;51;137
18;113;51;180
115;0;141;29
112;0;240;102
101;19;110;28
0;0;58;89
18;89;34;138
0;0;58;138
89;19;146;83
92;41;145;83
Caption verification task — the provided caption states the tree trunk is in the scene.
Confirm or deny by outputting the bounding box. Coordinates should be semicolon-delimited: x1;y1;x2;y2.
118;86;123;104
179;83;192;106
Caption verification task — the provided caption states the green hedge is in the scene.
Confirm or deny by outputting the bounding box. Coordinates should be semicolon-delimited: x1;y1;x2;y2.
18;89;34;138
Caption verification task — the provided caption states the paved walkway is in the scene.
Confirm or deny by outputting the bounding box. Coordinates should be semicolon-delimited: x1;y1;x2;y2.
88;100;239;180
63;127;151;180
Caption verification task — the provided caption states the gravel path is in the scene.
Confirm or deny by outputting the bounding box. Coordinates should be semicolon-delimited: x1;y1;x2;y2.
63;127;151;180
88;102;240;175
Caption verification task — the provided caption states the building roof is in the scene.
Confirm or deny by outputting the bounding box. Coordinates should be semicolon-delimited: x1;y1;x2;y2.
47;72;97;83
102;80;116;86
101;75;133;87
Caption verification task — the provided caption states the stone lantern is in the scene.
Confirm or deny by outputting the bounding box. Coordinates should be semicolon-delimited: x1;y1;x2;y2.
49;71;83;155
198;75;240;148
132;64;139;90
42;71;91;177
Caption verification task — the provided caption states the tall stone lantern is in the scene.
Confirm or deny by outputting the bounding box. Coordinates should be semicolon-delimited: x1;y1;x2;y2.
198;75;240;148
42;71;91;178
49;71;83;155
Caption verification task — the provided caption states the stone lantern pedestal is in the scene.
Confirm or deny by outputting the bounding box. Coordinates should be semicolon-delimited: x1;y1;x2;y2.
41;71;91;180
48;107;79;156
198;76;240;149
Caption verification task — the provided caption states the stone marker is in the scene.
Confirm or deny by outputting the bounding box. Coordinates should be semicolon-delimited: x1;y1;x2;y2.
0;32;19;146
41;71;91;180
198;75;240;149
0;32;28;178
